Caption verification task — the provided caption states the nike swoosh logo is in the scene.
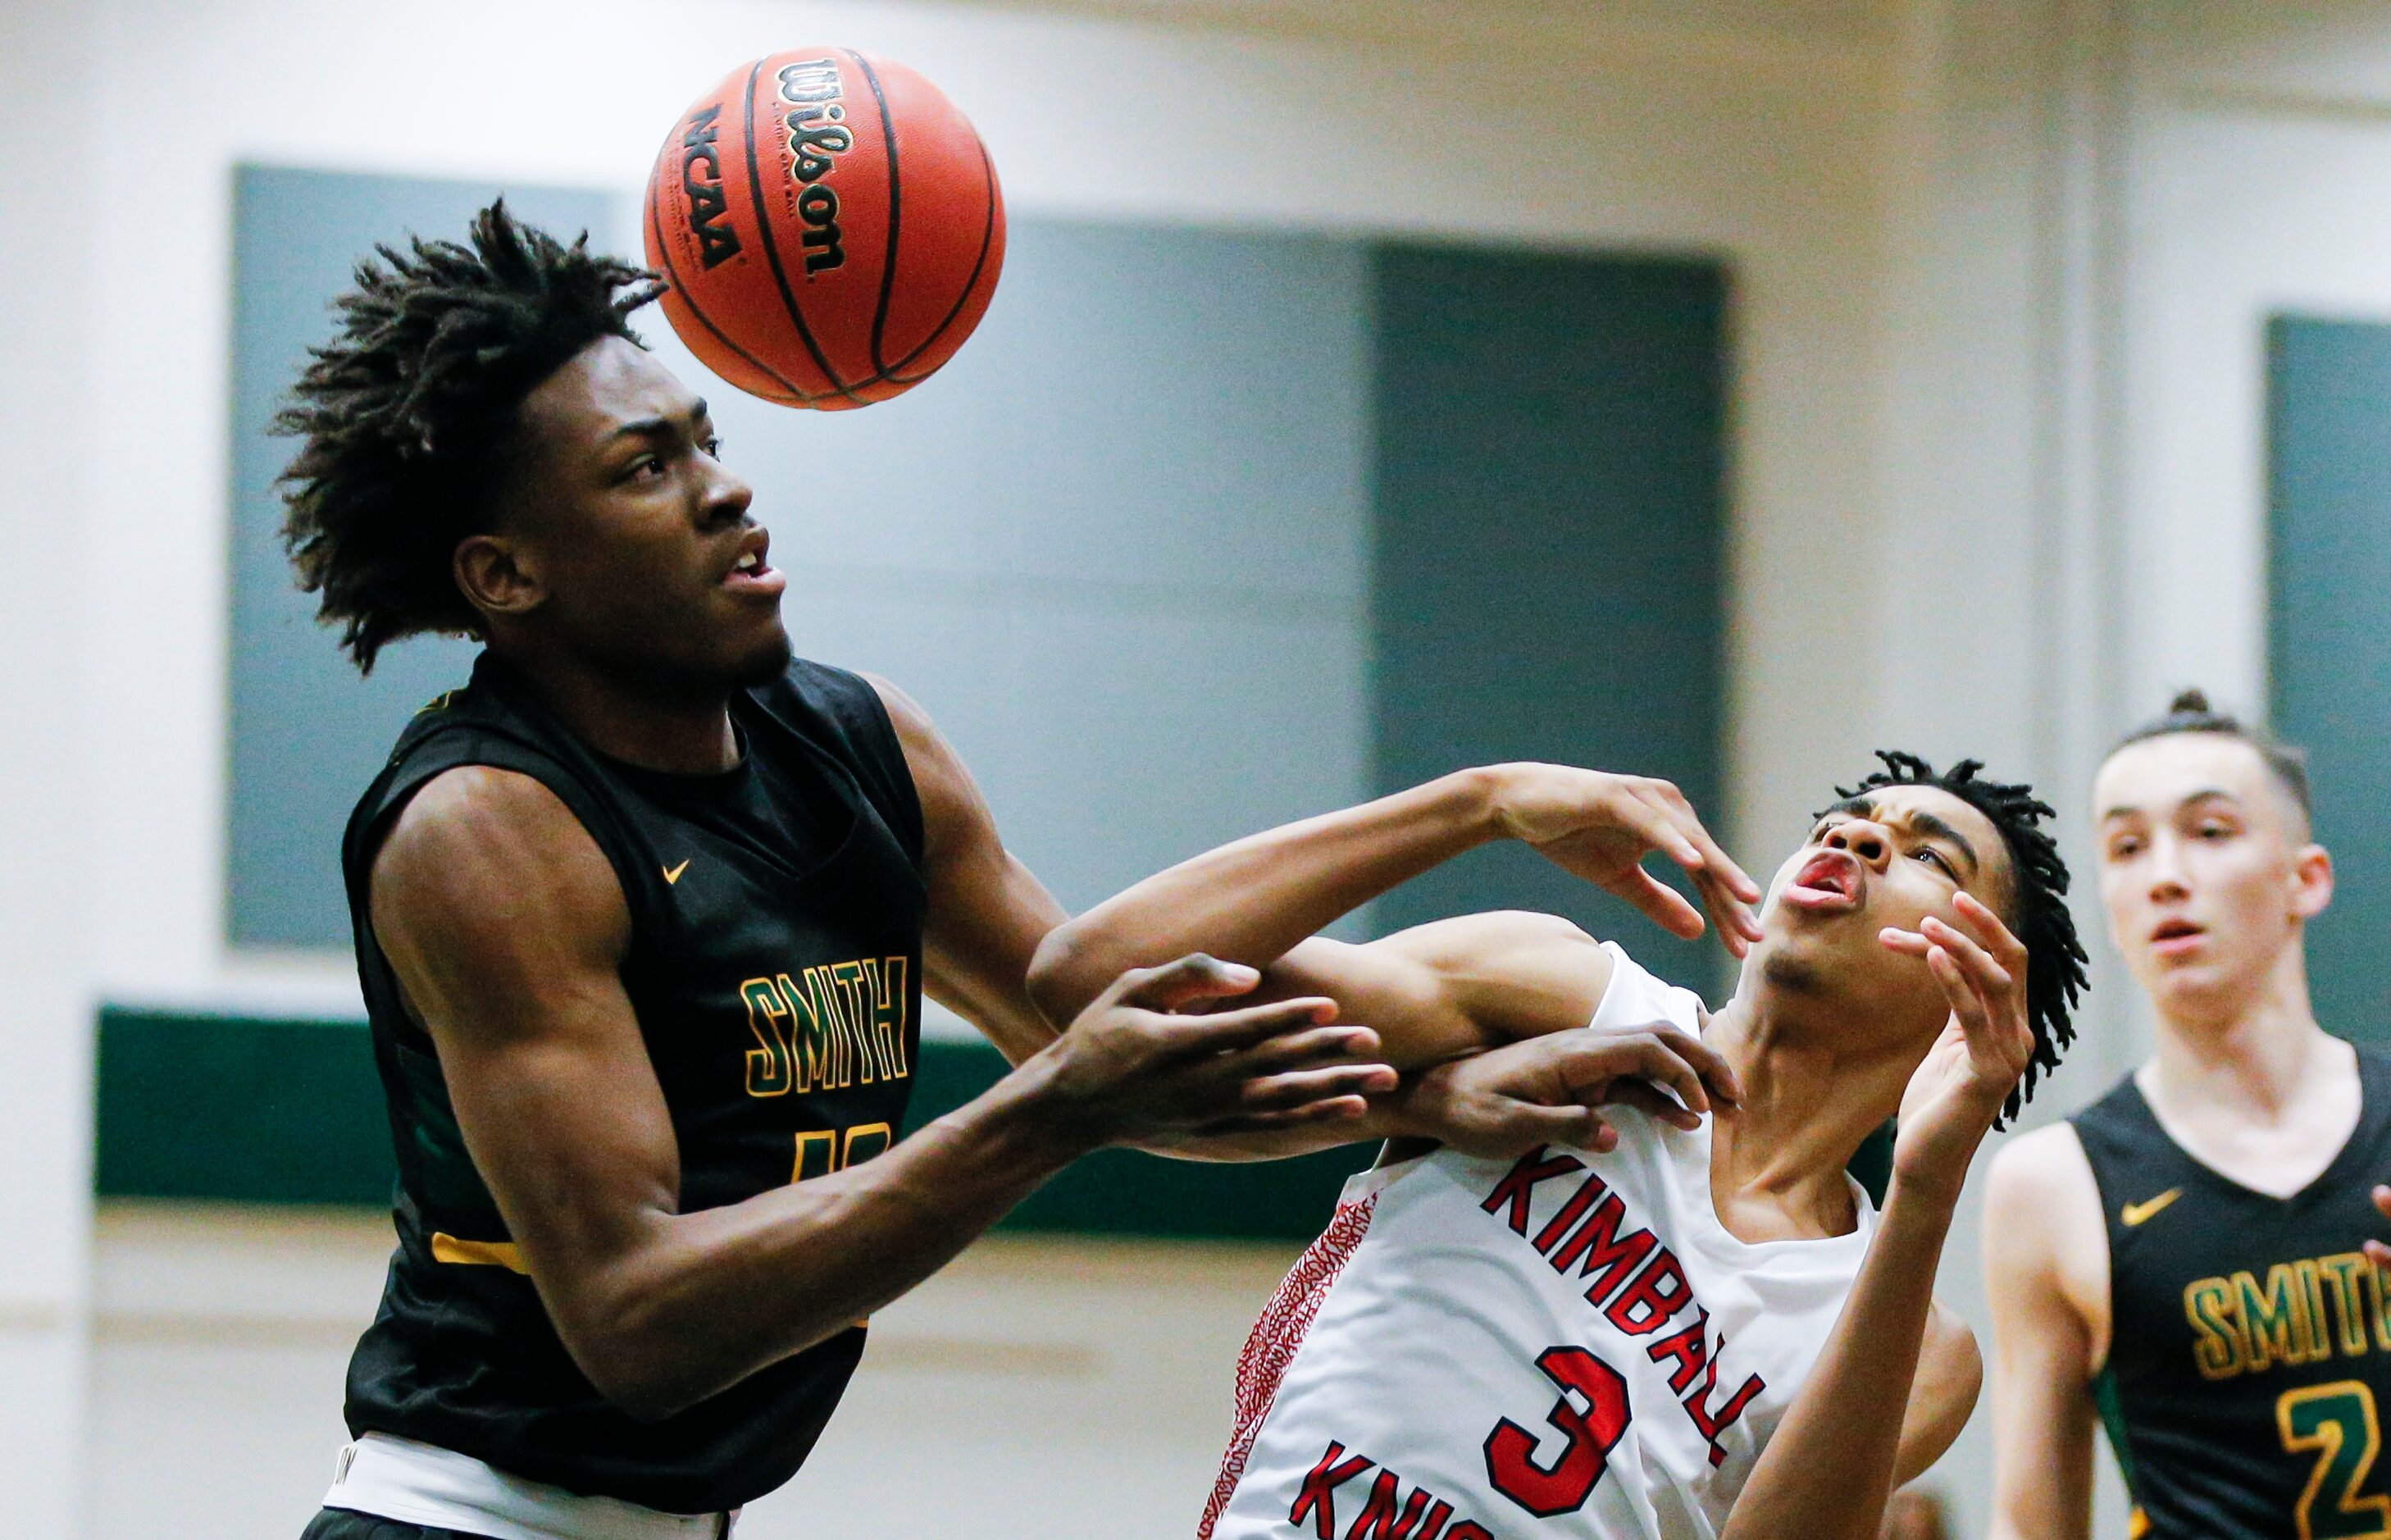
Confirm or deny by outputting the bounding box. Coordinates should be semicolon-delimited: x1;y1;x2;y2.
2122;1188;2183;1227
662;859;690;886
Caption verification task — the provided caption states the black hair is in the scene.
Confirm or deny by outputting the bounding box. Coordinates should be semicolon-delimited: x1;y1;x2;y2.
2111;689;2311;818
1832;750;2089;1121
275;199;665;672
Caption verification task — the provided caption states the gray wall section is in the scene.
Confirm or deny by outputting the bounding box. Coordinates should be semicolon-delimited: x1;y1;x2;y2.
227;168;614;946
2267;317;2391;1042
1369;247;1728;986
626;215;1374;916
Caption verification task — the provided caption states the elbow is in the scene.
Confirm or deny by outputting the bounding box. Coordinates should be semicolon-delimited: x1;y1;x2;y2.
557;1269;854;1424
564;1318;708;1424
594;1371;694;1427
1026;922;1104;1027
553;1279;719;1424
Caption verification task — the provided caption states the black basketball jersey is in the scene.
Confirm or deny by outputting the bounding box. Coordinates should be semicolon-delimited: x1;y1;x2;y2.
336;650;927;1514
2074;1047;2391;1540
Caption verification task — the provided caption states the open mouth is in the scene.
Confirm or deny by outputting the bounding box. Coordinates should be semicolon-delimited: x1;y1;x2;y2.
724;528;782;595
2150;917;2206;956
1784;849;1864;912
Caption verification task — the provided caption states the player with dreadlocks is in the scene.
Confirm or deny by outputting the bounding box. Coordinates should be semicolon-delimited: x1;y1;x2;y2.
279;201;1785;1539
1986;692;2389;1540
1030;749;2088;1538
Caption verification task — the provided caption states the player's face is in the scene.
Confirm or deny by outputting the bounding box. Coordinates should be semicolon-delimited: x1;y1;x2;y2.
2093;734;2329;1016
498;336;790;691
1746;784;2015;1046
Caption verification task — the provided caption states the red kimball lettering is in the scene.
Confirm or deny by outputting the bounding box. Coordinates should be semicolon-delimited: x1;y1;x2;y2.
1444;1527;1494;1540
1681;1338;1767;1467
1646;1307;1712;1394
1482;1147;1585;1235
1531;1171;1610;1252
1548;1192;1659;1306
1292;1442;1375;1539
1604;1250;1694;1336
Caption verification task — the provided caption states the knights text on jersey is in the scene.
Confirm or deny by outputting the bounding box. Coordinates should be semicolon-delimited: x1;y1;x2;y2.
1201;947;1874;1540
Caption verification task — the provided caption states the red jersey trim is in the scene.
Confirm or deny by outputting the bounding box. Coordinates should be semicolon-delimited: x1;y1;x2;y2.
1197;1193;1381;1538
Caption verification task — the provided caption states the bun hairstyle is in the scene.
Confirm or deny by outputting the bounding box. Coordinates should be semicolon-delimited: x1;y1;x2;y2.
2112;689;2311;817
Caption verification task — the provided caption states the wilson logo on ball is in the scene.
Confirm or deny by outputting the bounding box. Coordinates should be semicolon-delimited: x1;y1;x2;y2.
678;107;743;270
777;57;851;276
644;47;1008;410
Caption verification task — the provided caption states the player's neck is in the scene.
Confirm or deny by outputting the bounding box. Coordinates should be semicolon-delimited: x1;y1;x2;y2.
2143;944;2344;1125
500;645;740;774
1701;997;1913;1242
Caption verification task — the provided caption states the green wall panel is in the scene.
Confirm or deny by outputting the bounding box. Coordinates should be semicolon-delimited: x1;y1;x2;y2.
94;1011;1369;1240
2267;316;2391;1041
1369;246;1728;989
97;1009;396;1205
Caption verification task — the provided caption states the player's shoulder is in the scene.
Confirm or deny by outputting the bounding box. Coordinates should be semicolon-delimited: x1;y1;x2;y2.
1987;1120;2098;1209
1897;1299;1984;1483
1983;1121;2106;1296
375;766;624;944
1920;1297;1983;1411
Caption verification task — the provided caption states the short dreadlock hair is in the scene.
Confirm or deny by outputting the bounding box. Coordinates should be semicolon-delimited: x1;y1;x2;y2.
276;200;666;672
2111;689;2311;819
1830;750;2089;1120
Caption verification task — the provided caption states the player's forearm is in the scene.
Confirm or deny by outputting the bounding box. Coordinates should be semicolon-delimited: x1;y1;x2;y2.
1026;769;1503;1023
1720;1178;1957;1540
555;1058;1095;1420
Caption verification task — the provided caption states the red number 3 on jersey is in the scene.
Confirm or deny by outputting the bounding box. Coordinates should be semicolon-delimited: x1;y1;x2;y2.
1482;1346;1634;1517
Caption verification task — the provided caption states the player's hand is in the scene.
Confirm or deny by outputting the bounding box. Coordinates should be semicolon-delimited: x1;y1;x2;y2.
1880;891;2035;1205
2361;1189;2391;1270
1485;765;1765;957
1027;954;1399;1147
1397;1018;1742;1160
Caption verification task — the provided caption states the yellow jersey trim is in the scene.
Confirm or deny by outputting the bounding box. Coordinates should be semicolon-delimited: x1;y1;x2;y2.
430;1232;527;1273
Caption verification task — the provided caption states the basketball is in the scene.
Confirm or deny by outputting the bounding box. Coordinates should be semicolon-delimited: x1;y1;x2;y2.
642;48;1006;409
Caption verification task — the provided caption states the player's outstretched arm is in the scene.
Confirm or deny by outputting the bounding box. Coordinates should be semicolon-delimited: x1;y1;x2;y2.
370;767;1396;1422
1723;892;2032;1540
1027;763;1760;1032
1983;1128;2106;1540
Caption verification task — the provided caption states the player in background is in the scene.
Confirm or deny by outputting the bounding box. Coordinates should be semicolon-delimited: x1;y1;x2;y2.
281;204;1769;1540
1032;751;2088;1538
1983;692;2387;1539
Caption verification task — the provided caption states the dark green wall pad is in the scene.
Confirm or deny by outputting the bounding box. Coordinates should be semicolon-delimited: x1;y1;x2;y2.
1369;246;1728;990
95;1009;1370;1238
2268;317;2391;1041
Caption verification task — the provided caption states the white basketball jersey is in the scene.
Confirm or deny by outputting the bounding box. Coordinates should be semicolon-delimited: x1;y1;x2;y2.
1201;945;1876;1540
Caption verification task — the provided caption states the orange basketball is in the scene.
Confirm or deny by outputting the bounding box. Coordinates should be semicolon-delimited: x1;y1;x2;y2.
643;49;1006;409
